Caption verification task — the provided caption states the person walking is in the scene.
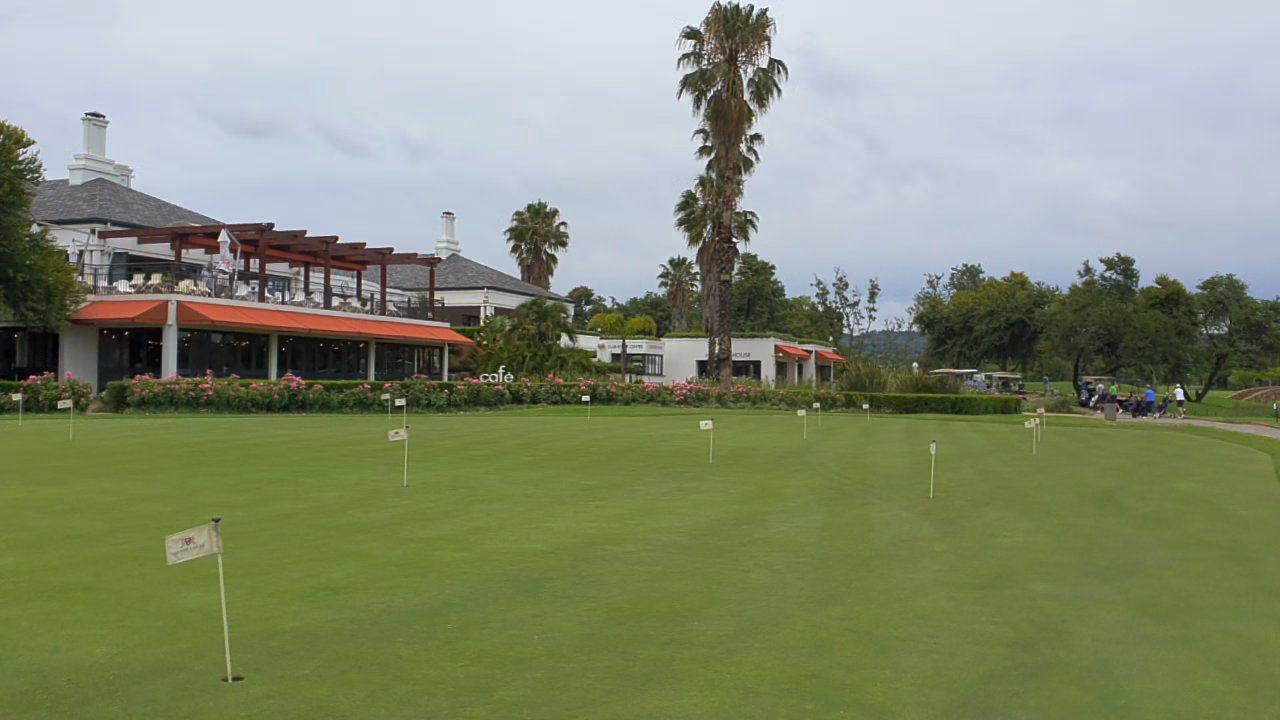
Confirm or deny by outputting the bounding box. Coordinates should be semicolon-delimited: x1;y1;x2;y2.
1145;385;1157;417
1174;383;1187;419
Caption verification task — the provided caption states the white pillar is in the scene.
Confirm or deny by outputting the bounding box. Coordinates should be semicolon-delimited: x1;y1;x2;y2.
160;300;179;378
441;343;449;380
367;340;377;382
809;355;817;388
267;333;279;380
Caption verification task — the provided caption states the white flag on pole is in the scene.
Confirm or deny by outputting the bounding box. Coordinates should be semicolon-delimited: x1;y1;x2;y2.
796;409;806;416
930;440;938;456
9;393;21;401
699;420;714;430
388;427;409;442
57;399;73;410
812;402;821;409
394;398;406;407
1024;419;1036;428
380;393;391;401
581;395;591;402
862;403;870;411
165;523;223;565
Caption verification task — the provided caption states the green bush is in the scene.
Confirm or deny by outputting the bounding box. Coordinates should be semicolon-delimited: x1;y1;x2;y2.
0;372;94;413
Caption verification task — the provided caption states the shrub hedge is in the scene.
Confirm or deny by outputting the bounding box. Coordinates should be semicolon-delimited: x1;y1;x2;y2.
0;372;95;413
94;372;1021;415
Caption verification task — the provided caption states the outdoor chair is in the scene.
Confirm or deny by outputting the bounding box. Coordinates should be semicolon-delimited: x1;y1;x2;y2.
129;273;146;292
144;273;165;292
112;279;133;294
233;282;253;301
174;280;199;295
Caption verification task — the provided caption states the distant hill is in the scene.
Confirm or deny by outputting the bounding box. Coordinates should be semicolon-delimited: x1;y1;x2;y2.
843;329;926;358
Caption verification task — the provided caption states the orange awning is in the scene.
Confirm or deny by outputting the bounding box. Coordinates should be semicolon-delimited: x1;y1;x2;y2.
775;344;810;360
814;349;846;364
177;302;473;345
70;300;168;326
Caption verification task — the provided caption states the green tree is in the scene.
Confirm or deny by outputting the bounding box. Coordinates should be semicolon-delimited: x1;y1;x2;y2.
614;293;672;336
566;285;606;328
913;268;1056;372
1192;274;1280;401
657;256;699;333
677;1;787;387
0;121;82;329
1123;275;1200;386
732;253;787;332
779;296;837;342
586;312;625;335
504;200;570;290
624;315;658;337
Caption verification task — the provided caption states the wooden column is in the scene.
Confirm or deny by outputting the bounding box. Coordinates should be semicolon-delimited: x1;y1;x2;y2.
173;236;183;265
257;241;269;303
428;265;436;319
355;270;363;306
323;245;333;310
379;262;388;316
303;263;311;296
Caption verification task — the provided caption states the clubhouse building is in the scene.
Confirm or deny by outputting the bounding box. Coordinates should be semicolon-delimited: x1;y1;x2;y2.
5;112;513;389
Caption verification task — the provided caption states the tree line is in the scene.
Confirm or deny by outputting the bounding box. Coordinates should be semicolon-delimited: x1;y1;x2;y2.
910;255;1280;400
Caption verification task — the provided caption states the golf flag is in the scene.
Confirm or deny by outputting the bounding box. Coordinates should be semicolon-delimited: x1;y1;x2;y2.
1024;419;1036;428
797;409;807;417
862;403;870;411
165;523;222;565
812;402;821;409
930;440;937;456
57;399;73;410
380;393;391;401
394;398;406;407
388;427;409;442
9;393;21;401
581;395;591;402
700;420;714;430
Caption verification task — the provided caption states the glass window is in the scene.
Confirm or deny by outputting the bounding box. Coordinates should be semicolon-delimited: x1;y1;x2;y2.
277;335;367;380
610;353;664;377
98;328;163;389
0;328;59;381
178;330;269;378
375;343;443;381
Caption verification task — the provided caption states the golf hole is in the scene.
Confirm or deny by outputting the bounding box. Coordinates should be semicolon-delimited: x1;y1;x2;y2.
221;676;246;683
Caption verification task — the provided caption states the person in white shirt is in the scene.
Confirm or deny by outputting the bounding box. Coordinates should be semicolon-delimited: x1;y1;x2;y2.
1174;384;1187;419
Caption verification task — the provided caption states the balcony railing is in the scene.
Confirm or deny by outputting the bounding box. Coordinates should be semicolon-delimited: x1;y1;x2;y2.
73;261;439;319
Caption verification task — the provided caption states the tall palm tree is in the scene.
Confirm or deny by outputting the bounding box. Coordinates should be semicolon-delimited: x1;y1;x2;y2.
504;200;570;290
674;170;758;374
677;2;787;386
657;256;700;333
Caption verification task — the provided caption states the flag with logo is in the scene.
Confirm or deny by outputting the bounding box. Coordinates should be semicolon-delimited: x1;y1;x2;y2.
699;420;713;430
388;427;409;442
796;409;806;417
57;399;73;410
165;523;223;565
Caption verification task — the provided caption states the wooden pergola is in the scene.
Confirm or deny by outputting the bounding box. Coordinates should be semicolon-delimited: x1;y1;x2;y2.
98;223;439;316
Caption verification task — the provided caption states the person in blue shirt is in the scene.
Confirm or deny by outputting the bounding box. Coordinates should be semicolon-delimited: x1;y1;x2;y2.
1145;385;1157;416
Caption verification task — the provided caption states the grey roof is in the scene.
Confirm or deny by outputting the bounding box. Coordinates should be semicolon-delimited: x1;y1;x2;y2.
386;253;567;301
32;178;219;228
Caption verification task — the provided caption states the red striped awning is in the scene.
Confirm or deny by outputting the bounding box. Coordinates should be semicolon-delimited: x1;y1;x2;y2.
176;302;474;345
70;300;169;326
814;349;846;364
775;344;810;360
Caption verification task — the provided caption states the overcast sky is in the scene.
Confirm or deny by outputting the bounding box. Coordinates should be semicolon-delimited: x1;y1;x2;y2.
5;0;1278;319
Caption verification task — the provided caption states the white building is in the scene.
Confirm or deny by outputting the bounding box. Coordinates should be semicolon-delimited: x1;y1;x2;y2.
7;112;474;388
572;335;845;387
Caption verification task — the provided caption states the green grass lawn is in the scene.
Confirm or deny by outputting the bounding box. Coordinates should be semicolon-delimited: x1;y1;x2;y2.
3;408;1279;719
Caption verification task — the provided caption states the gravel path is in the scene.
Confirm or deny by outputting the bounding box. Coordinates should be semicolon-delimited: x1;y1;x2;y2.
1055;412;1280;440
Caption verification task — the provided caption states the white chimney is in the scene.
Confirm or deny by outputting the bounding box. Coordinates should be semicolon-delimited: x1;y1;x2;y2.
68;112;134;187
436;211;461;257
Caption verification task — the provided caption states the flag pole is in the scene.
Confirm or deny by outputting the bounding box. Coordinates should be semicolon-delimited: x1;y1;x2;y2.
212;518;235;683
69;400;74;441
709;427;714;464
929;452;936;499
402;402;409;488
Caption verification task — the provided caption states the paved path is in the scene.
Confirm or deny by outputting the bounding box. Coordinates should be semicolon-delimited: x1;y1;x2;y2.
1051;412;1280;440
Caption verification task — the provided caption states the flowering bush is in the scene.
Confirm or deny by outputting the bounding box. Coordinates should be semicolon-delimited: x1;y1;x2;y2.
97;373;1021;415
0;372;95;413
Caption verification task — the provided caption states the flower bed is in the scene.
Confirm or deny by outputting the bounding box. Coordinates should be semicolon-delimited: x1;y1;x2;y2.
0;372;95;413
97;372;1021;415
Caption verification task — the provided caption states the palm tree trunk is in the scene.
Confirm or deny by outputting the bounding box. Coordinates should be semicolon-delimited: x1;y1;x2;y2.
700;249;718;381
715;228;735;390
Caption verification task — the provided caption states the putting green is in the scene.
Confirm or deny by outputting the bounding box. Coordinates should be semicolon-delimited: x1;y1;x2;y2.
3;408;1278;719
